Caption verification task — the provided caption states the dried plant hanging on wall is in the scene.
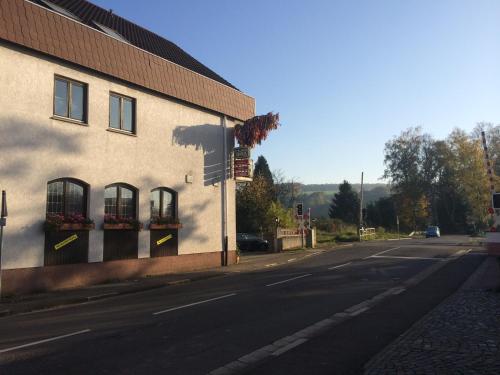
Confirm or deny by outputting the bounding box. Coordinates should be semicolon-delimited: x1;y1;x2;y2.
234;112;280;148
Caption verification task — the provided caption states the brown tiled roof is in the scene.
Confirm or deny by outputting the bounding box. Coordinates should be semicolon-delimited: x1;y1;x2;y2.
0;0;255;120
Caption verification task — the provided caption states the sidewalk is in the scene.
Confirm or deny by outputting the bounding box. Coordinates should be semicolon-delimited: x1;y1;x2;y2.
364;255;500;375
0;246;334;317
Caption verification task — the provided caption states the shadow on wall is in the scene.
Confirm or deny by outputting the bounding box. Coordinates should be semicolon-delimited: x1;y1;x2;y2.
172;124;232;187
0;117;217;293
0;117;82;268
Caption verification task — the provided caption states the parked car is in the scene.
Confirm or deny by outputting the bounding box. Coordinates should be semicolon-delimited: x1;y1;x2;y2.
425;226;441;238
236;233;270;251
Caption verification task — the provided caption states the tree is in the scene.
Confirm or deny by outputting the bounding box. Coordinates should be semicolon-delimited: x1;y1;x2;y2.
273;169;301;208
254;156;274;186
447;129;491;230
265;201;295;230
383;127;437;230
366;196;397;230
329;181;360;224
236;175;274;233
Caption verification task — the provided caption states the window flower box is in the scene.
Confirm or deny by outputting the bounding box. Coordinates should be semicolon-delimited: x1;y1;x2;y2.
58;223;95;231
149;223;183;230
104;215;143;231
44;214;95;232
103;222;143;231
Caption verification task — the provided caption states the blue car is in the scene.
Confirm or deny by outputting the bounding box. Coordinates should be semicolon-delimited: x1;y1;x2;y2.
425;226;441;238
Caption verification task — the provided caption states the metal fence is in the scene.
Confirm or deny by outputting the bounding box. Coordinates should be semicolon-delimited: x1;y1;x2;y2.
360;227;376;240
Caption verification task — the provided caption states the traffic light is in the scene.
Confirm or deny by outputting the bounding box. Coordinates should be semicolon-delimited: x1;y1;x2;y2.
296;203;303;216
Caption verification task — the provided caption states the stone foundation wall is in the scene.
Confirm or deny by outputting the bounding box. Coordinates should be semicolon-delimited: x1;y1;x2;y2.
1;250;236;296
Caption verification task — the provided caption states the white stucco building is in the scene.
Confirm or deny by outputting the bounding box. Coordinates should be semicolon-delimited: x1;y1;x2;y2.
0;0;255;295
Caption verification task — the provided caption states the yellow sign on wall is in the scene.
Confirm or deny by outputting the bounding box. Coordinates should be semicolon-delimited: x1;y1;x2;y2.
54;234;78;250
156;234;173;246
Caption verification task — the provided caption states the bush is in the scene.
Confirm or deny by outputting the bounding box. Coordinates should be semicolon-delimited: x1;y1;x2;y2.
335;233;358;242
376;226;386;234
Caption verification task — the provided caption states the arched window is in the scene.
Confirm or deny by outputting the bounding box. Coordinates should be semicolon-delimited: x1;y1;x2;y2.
150;187;176;220
105;183;137;219
47;178;88;217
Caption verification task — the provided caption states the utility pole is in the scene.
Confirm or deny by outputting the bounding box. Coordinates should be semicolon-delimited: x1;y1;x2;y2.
397;215;400;240
359;172;364;241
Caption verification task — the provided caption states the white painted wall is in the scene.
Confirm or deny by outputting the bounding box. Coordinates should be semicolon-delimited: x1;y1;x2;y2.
0;43;237;269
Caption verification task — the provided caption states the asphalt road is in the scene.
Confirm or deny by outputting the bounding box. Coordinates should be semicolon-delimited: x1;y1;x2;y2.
0;236;485;375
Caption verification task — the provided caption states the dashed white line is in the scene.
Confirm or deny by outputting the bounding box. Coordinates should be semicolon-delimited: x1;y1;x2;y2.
328;262;352;270
287;258;296;262
153;293;236;315
350;306;370;316
266;274;312;287
0;329;91;354
372;255;445;261
265;263;278;268
364;246;401;259
272;338;308;356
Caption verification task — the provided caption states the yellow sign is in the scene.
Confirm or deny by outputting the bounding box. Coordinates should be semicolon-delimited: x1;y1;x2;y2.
156;234;173;246
54;234;78;250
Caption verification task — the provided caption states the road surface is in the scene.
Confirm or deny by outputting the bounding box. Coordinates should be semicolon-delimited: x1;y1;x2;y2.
0;236;484;374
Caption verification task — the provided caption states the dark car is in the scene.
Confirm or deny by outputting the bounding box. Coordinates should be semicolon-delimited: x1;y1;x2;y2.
425;226;441;238
236;233;270;251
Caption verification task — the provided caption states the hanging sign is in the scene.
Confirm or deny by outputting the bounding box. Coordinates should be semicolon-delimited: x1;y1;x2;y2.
54;234;78;250
156;234;173;246
234;147;251;159
233;147;253;182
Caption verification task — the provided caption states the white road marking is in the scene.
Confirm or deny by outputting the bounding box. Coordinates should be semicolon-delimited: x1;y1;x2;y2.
450;248;471;258
364;246;401;259
328;262;352;270
0;329;91;354
86;292;118;300
266;274;312;287
349;306;370;316
153;293;236;315
209;278;423;374
391;287;406;295
265;263;278;267
287;258;296;262
372;255;446;261
272;338;308;356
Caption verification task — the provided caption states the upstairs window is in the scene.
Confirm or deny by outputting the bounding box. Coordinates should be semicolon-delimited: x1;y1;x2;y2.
150;188;177;220
109;93;135;133
105;184;137;219
47;178;88;217
54;76;87;122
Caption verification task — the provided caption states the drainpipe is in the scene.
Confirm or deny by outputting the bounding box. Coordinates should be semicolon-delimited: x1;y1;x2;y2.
222;116;228;266
0;190;7;299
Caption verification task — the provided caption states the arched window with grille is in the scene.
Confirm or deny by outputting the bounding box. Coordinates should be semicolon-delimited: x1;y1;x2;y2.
103;183;139;262
150;187;177;222
44;178;90;266
104;183;137;220
149;187;179;258
46;178;88;218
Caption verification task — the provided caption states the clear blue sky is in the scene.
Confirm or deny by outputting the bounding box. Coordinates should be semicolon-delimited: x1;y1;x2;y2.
92;0;500;184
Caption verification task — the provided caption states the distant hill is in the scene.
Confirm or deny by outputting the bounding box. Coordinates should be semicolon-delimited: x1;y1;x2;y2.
297;183;390;218
301;183;388;194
